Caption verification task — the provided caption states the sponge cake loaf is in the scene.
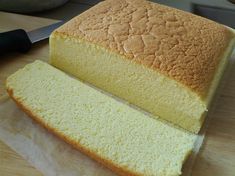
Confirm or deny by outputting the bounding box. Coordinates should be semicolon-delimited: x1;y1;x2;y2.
50;0;235;133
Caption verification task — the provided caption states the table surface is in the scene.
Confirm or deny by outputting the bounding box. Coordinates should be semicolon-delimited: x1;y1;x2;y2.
0;11;235;176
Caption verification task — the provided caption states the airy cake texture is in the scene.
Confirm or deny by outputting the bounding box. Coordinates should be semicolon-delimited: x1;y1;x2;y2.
6;60;196;176
50;0;235;133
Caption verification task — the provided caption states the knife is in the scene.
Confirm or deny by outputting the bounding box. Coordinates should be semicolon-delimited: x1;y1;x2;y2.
0;21;63;55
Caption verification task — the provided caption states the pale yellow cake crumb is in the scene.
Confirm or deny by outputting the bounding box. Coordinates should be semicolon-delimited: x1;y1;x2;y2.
6;60;196;176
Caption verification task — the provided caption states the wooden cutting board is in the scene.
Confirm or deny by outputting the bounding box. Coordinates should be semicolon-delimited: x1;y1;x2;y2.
0;12;235;176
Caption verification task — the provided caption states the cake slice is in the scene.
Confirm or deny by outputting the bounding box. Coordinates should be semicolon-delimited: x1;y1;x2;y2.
6;60;196;176
50;0;235;133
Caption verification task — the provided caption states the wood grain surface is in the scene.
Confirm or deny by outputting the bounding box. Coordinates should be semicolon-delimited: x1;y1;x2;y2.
0;12;235;176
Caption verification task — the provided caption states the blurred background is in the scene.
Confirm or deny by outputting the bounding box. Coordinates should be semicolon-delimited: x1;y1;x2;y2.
0;0;234;28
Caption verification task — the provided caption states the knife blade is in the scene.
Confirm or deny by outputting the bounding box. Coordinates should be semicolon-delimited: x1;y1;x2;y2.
0;21;63;56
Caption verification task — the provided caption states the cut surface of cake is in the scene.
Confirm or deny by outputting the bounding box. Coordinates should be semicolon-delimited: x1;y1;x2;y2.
50;0;235;133
6;60;196;176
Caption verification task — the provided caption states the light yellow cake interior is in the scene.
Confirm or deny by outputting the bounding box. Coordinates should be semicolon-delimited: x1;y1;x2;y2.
50;35;234;133
6;60;196;176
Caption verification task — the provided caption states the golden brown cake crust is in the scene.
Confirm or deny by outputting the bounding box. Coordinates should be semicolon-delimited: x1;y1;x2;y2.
53;0;234;96
6;88;143;176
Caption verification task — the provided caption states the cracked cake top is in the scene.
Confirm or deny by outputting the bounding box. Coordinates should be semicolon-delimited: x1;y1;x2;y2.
54;0;235;96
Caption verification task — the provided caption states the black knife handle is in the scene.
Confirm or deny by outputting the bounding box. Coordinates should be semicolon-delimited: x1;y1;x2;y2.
0;29;32;55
